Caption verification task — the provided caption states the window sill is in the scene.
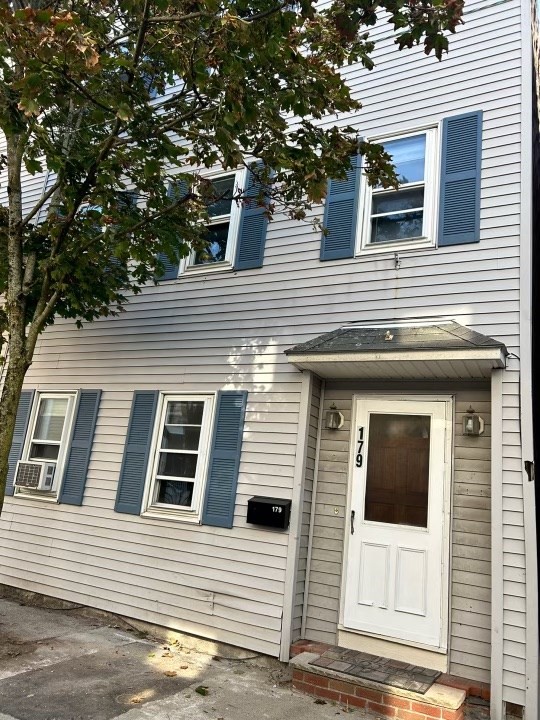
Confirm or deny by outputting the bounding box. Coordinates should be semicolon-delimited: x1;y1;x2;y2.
357;238;435;257
13;491;59;503
182;261;234;276
141;508;201;524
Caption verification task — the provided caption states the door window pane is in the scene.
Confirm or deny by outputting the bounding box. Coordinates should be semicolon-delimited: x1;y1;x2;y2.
364;413;431;527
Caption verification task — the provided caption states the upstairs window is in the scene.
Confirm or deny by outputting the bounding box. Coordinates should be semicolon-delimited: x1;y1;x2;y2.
359;129;437;253
184;171;244;272
191;175;236;266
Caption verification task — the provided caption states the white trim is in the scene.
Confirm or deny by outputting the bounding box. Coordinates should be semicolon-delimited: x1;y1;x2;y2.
356;127;438;256
300;378;326;639
280;370;312;662
519;5;539;717
288;348;506;365
142;392;215;521
490;369;504;720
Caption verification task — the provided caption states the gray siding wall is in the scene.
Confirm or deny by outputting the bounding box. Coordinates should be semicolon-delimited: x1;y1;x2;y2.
292;375;322;641
0;0;528;698
303;383;492;684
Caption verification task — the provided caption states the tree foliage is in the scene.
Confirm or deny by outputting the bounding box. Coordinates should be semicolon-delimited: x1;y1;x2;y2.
0;0;463;512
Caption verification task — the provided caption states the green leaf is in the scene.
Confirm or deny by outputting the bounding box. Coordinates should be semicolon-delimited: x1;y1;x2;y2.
116;104;133;121
24;157;43;175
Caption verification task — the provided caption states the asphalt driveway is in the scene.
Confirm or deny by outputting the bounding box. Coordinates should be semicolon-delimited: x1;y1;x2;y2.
0;597;369;720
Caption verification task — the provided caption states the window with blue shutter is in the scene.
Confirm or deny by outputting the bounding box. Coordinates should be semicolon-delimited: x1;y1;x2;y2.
438;111;482;246
9;391;79;499
202;390;248;529
116;391;241;523
59;390;101;506
321;154;361;261
5;390;35;496
115;390;159;515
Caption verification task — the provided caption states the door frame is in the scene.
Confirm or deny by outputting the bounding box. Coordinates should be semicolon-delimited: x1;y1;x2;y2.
338;393;454;654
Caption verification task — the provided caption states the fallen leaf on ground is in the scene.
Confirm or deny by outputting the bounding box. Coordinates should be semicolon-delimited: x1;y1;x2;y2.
180;664;189;669
164;671;177;677
195;686;209;696
314;698;327;705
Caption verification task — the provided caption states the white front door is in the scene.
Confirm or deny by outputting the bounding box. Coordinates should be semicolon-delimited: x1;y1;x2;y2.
343;397;451;649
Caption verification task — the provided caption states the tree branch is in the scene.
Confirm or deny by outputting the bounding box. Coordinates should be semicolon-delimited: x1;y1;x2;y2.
21;173;62;227
59;71;116;114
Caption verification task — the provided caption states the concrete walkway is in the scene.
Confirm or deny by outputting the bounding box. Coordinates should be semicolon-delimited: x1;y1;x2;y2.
0;598;375;720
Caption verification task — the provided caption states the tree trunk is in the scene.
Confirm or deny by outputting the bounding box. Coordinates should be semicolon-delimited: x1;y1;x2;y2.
0;345;30;516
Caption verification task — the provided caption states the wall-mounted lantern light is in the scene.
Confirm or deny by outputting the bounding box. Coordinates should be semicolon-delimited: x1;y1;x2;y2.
326;403;344;430
463;406;484;436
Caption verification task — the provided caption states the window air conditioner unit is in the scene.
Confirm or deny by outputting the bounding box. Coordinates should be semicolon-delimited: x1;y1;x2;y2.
14;460;56;492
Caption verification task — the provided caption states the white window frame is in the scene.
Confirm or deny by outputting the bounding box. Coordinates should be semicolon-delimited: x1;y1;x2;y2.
142;393;215;522
16;392;77;502
179;167;247;276
357;126;439;256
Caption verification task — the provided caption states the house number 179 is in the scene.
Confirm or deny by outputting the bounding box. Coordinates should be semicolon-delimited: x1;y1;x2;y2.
355;427;364;468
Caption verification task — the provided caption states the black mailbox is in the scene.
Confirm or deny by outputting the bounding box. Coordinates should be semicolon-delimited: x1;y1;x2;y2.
247;496;291;530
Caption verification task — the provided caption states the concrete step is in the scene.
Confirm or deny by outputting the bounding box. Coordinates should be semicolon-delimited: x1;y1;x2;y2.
290;651;466;720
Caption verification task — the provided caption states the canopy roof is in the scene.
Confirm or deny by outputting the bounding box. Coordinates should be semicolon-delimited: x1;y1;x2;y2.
285;320;507;380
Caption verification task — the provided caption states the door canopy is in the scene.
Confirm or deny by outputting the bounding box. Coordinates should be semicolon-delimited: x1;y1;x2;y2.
285;319;507;380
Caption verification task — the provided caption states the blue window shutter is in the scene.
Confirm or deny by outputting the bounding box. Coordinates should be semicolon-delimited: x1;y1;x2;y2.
155;251;180;281
320;153;361;261
6;390;35;497
438;111;482;246
115;390;159;515
202;390;248;528
155;181;188;281
59;390;101;506
234;167;269;270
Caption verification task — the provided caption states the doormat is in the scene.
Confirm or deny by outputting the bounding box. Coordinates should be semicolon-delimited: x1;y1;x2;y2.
309;647;441;694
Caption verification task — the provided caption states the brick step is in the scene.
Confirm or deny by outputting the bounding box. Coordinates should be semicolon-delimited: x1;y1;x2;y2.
290;652;466;720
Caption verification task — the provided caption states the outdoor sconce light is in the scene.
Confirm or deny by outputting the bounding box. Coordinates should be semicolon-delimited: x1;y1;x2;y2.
463;406;484;436
326;404;344;430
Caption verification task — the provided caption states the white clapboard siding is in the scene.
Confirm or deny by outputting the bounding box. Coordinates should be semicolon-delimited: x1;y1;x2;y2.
303;385;492;684
0;0;527;695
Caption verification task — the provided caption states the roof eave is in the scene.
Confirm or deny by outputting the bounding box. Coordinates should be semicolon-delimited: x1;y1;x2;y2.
287;347;506;380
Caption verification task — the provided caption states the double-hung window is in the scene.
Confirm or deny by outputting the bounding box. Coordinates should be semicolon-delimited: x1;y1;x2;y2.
17;393;76;498
359;128;437;252
183;170;245;272
144;395;214;519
